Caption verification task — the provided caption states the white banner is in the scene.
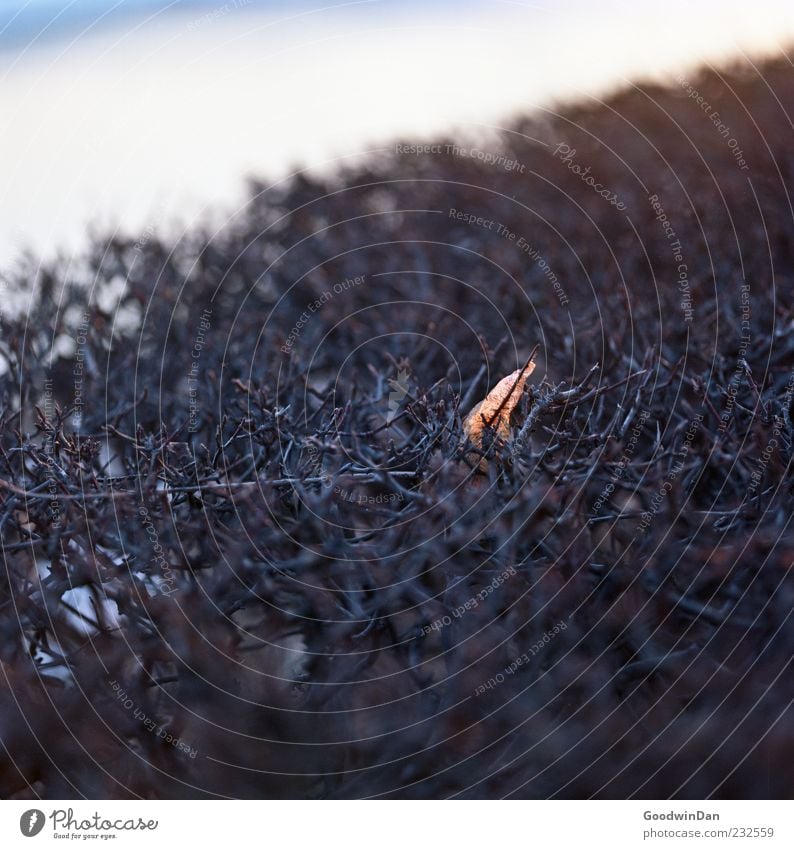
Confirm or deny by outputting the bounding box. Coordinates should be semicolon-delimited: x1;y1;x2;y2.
2;800;792;848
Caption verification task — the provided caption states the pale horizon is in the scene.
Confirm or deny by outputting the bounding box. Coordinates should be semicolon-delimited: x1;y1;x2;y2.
2;0;793;269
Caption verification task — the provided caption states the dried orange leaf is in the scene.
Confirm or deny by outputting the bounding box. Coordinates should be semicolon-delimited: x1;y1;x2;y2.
463;354;537;470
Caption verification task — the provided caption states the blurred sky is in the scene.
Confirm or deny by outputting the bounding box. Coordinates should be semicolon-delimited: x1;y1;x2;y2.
2;0;794;269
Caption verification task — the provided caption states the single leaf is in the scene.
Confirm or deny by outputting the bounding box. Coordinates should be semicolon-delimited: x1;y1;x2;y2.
463;353;537;471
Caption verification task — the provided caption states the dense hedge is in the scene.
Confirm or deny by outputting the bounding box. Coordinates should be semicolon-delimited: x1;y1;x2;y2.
1;56;793;798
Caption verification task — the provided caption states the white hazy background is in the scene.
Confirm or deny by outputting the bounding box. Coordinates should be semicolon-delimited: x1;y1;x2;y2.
2;0;794;269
